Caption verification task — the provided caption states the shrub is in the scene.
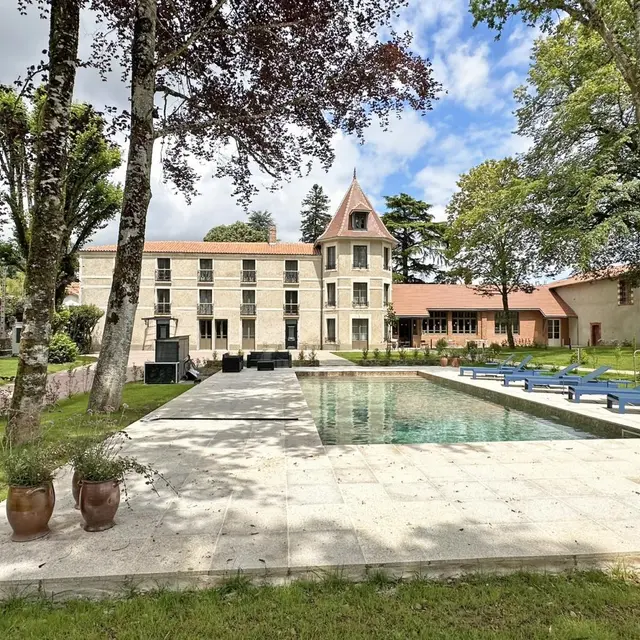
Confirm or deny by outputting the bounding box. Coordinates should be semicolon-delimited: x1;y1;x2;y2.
361;348;369;361
464;341;478;362
48;332;79;364
398;347;407;363
435;338;448;355
3;444;60;487
297;349;306;362
412;349;421;361
372;348;381;363
53;304;104;354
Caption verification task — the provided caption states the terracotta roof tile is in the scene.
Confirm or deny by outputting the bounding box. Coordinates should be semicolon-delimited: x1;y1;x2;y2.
317;176;396;243
81;241;319;256
393;284;576;318
65;282;80;296
549;267;628;289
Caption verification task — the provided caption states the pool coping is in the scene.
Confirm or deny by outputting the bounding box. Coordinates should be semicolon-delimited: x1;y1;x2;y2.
296;367;640;440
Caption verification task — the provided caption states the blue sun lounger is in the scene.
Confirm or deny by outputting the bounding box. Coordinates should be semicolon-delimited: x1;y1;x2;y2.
459;353;515;377
503;363;580;387
567;380;636;402
607;391;640;414
467;355;533;380
523;365;610;392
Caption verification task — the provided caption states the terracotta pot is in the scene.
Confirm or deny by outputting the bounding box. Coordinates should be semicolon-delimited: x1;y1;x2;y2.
6;482;55;542
439;356;449;366
72;470;82;510
80;479;121;532
450;357;460;367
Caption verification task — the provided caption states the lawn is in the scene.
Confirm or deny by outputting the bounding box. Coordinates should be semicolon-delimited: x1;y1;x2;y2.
0;356;97;383
1;572;639;639
0;382;190;500
335;346;640;371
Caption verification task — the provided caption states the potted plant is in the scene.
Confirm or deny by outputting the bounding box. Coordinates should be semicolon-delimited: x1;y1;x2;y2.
450;349;461;368
71;432;162;532
3;445;58;542
435;338;448;366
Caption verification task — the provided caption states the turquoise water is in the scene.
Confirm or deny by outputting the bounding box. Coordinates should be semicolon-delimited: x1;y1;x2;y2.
299;378;606;445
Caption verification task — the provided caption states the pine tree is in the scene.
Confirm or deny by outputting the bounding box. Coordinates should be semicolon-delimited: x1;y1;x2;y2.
300;185;331;243
247;210;274;240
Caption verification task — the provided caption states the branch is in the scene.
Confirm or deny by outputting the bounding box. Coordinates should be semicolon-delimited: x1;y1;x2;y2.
156;0;227;69
154;108;275;139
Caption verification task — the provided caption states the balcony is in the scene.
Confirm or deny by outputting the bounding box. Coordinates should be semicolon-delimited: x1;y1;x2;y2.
241;269;257;284
325;262;336;271
155;268;171;282
197;302;214;316
197;269;214;283
240;303;256;316
283;303;299;316
283;270;299;284
352;298;369;308
154;302;171;315
352;262;369;270
325;300;337;309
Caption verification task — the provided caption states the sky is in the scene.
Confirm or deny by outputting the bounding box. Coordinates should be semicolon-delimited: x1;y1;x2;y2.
0;1;540;245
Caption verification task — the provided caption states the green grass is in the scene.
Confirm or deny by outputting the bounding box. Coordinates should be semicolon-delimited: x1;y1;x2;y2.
334;346;640;371
0;382;190;500
1;572;640;638
0;356;97;383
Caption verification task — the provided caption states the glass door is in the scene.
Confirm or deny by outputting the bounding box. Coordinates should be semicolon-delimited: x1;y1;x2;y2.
285;320;298;349
215;319;228;350
199;319;212;350
242;319;256;350
547;319;561;347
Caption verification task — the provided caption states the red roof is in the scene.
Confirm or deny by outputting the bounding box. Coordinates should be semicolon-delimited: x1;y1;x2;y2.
393;284;576;318
81;241;319;256
65;282;80;296
549;267;628;289
317;176;396;243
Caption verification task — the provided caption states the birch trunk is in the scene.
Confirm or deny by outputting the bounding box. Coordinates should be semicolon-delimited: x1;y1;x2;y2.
6;0;80;446
88;0;156;412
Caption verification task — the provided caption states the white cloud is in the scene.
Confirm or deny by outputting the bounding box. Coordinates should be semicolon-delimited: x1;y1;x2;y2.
499;23;539;68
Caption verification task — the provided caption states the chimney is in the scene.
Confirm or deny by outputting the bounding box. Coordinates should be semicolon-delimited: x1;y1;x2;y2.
268;225;277;244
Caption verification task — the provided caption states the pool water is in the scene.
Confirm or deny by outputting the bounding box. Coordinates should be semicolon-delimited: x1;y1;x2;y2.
299;377;607;445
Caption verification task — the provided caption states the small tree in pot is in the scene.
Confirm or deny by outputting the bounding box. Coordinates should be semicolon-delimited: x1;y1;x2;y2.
71;432;161;532
3;445;59;542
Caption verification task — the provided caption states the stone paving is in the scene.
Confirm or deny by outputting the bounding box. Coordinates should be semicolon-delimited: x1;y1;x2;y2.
2;367;640;599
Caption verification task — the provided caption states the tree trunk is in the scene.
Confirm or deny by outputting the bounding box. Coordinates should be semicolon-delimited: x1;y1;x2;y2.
501;288;515;350
88;0;156;413
6;0;80;446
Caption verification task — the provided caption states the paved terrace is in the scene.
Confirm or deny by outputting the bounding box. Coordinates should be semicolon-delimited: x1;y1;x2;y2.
1;367;640;599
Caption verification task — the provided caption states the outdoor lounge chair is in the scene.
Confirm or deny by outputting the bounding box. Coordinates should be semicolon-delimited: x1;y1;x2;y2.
607;391;640;414
567;380;636;402
523;365;610;392
466;355;533;380
503;363;580;387
459;353;514;376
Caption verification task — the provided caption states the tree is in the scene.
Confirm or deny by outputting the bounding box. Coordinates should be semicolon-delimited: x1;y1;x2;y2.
248;209;274;240
300;184;331;243
6;0;81;445
514;19;640;277
445;159;545;349
203;221;266;242
0;89;123;304
381;193;446;282
89;0;440;412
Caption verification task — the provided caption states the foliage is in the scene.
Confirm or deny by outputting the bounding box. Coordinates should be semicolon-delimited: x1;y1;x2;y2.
53;304;103;353
435;338;448;355
2;442;60;487
300;184;331;243
361;348;369;361
381;193;446;282
0;88;122;304
247;210;274;241
446;158;546;348
384;303;399;342
203;221;266;243
48;333;79;364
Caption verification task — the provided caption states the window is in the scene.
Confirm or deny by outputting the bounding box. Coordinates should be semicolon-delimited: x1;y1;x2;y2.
352;318;369;342
423;311;447;334
156;257;171;282
353;282;368;307
326;282;336;307
619;280;633;305
326;318;336;342
241;259;256;282
326;246;336;270
215;319;228;339
198;258;213;283
284;259;299;283
452;311;477;334
352;245;368;268
384;283;390;306
284;290;298;314
155;289;171;315
495;311;520;334
156;318;170;340
242;290;255;304
198;289;213;315
548;319;560;340
384;247;391;270
350;211;368;230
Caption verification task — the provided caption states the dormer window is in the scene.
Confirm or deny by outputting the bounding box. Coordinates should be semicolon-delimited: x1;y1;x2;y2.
350;211;368;230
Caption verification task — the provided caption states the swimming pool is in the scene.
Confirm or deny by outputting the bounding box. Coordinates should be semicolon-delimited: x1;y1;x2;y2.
298;377;610;445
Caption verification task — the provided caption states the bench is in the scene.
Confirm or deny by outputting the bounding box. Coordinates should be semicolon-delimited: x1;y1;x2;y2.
257;360;275;371
247;351;292;368
607;392;640;414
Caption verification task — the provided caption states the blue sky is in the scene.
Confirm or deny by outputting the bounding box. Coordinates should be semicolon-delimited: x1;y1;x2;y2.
0;1;540;245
